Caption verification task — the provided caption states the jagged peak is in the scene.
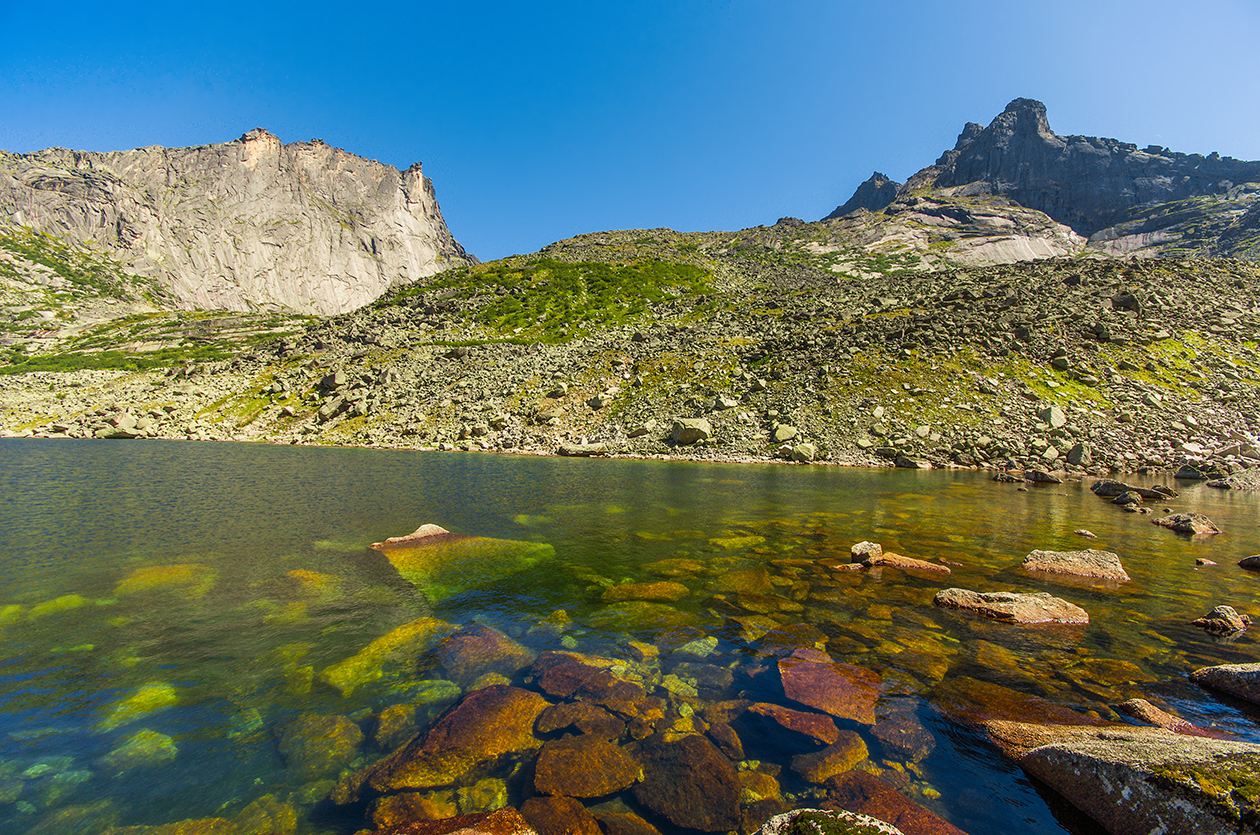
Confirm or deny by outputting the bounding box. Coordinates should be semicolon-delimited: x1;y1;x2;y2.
988;98;1053;138
238;127;278;143
954;122;984;150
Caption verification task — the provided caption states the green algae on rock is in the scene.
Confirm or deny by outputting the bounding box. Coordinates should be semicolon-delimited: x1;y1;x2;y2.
371;525;556;602
100;682;178;730
318;617;456;696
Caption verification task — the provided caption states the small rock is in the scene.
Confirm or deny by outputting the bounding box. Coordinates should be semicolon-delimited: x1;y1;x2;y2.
1239;555;1260;571
1021;549;1130;582
933;588;1088;624
671;418;712;445
850;541;882;562
1191;605;1251;634
1152;513;1221;535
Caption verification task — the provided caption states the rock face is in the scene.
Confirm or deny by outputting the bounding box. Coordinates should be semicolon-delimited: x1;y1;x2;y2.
1021;548;1130;582
825;172;901;219
933;588;1089;624
0;129;474;314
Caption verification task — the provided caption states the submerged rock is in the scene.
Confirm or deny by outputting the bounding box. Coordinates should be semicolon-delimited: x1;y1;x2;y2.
753;808;904;835
823;771;967;835
318;617;456;696
533;735;642;797
1152;512;1221;535
933;588;1089;624
98;728;178;773
100;682;178;730
632;733;741;832
371;525;556;601
519;796;602;835
748;702;841;746
372;807;538;835
368;685;550;793
1190;662;1260;706
114;564;216;597
431;624;536;688
276;713;363;780
860;552;951;575
789;731;869;783
1021;548;1129;582
997;722;1260;835
777;647;881;725
1192;605;1252;634
1116;698;1219;738
602;581;689;602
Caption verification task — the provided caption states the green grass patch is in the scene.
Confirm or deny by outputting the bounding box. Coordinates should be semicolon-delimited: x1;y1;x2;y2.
0;344;235;375
383;258;709;342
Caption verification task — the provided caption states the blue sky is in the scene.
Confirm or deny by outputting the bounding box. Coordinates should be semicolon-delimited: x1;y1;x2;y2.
3;1;1258;261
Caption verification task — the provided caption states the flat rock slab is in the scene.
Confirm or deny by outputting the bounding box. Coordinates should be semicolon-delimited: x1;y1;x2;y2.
862;552;951;575
520;797;602;835
372;527;556;601
432;624;536;688
632;733;741;832
1152;512;1221;535
790;731;869;783
778;647;881;725
603;581;690;602
754;808;904;835
933;588;1089;624
748;702;842;746
1022;548;1129;582
1009;723;1260;835
1091;480;1177;500
1191;662;1260;706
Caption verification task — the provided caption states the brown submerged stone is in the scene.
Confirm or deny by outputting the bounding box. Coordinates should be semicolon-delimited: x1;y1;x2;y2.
519;796;602;835
1115;698;1221;738
530;652;610;698
824;771;968;835
371;791;459;828
573;671;649;719
373;808;538;835
432;624;536;688
871;713;936;762
591;810;663;835
777;647;881;725
747;702;841;745
534;735;642;797
861;552;951;575
369;685;550;792
706;721;745;760
535;701;625;739
632;733;741;832
932;676;1106;748
789;731;868;783
602;581;690;602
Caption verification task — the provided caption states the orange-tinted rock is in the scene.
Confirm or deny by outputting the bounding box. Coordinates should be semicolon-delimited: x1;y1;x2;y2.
632;733;741;832
871;714;936;762
573;671;648;719
519;796;601;835
276;713;363;780
824;771;968;835
1115;698;1223;738
862;553;951;575
535;701;625;739
371;791;458;828
373;807;538;835
591;810;663;835
931;675;1106;744
231;794;299;835
603;582;690;602
933;588;1088;625
706;721;744;760
777;647;881;725
432;624;536;688
534;736;642;797
531;652;609;698
370;685;550;792
789;731;868;783
375;704;420;750
748;702;841;746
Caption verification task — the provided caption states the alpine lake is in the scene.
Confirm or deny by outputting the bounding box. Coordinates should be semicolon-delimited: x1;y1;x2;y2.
1;439;1258;835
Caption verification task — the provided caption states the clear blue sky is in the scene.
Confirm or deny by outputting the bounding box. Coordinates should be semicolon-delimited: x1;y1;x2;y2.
3;1;1258;261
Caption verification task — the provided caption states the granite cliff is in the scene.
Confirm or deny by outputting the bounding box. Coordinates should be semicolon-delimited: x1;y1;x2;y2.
0;129;473;315
827;98;1260;260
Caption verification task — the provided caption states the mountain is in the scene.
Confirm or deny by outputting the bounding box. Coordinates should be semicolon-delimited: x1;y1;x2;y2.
826;98;1260;260
0;129;474;315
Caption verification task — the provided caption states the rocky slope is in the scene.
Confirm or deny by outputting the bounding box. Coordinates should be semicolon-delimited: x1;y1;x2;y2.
827;99;1260;260
4;226;1258;482
0;129;474;314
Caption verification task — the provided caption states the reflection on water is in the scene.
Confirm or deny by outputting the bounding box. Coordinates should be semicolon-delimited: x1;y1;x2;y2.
0;439;1257;835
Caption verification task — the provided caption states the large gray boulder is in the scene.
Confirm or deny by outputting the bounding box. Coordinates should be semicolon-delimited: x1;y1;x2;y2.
933;588;1088;624
1190;662;1260;706
990;722;1260;835
671;418;712;446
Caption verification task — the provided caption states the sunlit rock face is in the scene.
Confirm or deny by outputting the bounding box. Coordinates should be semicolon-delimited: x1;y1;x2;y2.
0;129;475;314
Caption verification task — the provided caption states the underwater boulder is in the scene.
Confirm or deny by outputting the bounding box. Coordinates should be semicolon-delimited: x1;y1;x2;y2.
371;524;556;602
318;617;456;696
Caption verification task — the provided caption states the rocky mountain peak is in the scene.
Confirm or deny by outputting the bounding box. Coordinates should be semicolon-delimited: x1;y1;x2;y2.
823;171;901;219
989;97;1053;138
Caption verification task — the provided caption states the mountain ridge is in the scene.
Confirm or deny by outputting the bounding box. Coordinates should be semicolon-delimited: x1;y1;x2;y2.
825;98;1260;260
